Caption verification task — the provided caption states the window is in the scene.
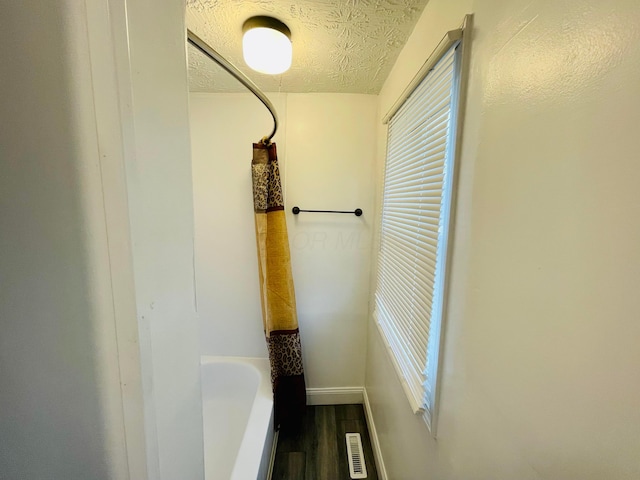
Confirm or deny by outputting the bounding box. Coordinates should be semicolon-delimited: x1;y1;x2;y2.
374;39;462;431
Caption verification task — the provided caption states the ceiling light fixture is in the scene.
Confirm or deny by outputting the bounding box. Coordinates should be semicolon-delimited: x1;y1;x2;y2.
242;16;292;75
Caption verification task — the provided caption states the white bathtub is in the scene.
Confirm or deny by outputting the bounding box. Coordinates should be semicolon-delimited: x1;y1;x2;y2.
200;356;275;480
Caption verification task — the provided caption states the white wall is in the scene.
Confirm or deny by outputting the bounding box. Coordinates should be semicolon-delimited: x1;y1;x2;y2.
190;93;377;389
0;1;130;478
365;0;640;479
1;1;205;479
124;1;205;478
190;94;286;358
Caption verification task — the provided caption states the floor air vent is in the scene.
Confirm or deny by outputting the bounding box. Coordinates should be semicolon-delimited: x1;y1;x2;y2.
345;433;368;479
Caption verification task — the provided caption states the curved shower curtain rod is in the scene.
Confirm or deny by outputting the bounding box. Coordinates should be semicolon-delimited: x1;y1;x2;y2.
187;29;278;143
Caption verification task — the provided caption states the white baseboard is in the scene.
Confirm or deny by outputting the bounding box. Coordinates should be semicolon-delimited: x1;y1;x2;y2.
306;387;364;405
363;388;388;480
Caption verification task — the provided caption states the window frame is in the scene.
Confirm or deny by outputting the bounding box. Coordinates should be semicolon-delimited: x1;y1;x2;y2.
373;22;469;435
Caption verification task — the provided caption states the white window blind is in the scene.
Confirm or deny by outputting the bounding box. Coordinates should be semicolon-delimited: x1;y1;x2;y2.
375;43;461;425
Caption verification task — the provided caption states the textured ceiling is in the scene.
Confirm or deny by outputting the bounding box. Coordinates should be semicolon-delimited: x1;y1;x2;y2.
186;0;429;94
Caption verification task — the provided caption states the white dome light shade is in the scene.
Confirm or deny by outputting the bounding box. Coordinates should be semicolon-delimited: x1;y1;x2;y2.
242;17;292;75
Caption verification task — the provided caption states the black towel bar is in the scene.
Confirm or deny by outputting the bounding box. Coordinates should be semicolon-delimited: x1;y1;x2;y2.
292;206;363;217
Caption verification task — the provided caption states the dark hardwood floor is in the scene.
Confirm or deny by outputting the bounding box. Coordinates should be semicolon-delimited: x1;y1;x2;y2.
272;404;378;480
